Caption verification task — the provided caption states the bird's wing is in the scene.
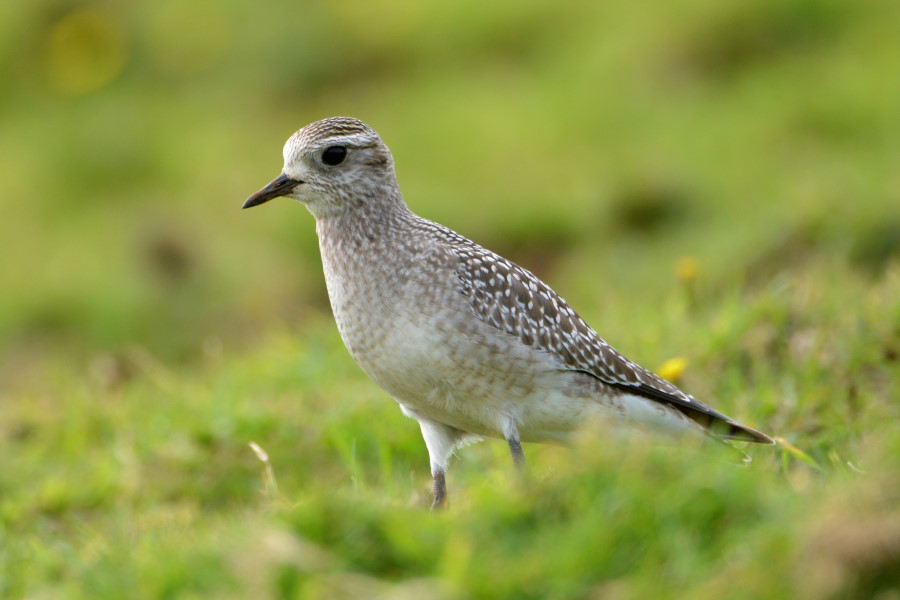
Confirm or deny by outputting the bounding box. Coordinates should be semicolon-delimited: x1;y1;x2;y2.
446;236;772;444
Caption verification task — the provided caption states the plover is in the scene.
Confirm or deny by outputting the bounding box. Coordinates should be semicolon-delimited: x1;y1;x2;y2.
244;117;772;508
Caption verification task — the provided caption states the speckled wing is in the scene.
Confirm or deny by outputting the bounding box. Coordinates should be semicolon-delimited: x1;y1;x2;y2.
445;235;771;444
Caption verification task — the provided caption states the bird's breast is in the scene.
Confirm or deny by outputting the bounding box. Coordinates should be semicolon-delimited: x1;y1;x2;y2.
314;213;603;440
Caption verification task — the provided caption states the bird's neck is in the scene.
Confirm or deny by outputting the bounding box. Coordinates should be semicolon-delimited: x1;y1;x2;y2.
315;197;416;301
314;198;420;357
315;194;414;253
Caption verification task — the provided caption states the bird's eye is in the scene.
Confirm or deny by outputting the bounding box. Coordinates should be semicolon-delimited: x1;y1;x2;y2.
322;146;347;166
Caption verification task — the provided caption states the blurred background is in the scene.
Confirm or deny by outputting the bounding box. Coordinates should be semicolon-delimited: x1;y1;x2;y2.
2;0;897;381
3;0;900;597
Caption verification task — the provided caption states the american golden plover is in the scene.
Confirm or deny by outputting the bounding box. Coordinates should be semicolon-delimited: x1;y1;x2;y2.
244;117;772;508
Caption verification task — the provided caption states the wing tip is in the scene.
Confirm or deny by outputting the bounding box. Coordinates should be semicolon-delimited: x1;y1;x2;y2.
720;422;775;445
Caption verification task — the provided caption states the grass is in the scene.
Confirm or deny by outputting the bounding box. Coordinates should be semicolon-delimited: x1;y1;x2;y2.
2;0;900;597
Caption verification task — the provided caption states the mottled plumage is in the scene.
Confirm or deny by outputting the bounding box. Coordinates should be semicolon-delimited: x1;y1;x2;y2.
244;116;773;508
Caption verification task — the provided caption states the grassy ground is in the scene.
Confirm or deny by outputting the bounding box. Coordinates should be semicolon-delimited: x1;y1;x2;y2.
2;0;900;598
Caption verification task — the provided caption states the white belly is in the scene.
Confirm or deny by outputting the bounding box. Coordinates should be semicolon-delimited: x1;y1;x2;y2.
344;300;597;441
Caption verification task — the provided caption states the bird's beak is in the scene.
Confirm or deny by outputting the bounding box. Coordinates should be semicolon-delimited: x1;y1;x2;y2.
243;173;303;209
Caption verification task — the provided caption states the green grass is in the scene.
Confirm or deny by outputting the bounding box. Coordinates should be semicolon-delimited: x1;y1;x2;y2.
2;0;900;597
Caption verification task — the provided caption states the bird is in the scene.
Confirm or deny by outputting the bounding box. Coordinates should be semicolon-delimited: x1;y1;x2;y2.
243;116;773;508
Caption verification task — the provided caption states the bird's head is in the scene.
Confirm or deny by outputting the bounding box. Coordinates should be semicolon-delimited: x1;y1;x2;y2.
244;117;399;218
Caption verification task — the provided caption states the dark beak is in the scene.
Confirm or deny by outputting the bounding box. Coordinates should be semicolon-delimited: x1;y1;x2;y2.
243;173;303;209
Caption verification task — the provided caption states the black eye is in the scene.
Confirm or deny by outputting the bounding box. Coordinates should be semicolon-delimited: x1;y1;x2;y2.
322;146;347;166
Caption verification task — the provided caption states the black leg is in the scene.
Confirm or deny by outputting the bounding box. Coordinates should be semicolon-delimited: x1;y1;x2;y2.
431;468;448;510
508;437;526;470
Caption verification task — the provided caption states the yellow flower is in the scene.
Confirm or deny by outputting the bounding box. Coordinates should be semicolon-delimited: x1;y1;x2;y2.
675;256;699;283
44;9;127;95
656;356;687;383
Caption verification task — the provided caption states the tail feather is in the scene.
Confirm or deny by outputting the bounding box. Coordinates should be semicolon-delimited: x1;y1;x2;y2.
609;380;774;444
682;409;774;444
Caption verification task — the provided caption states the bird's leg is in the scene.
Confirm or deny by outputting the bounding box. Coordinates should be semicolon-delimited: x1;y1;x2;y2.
507;437;526;470
431;468;448;510
503;418;526;471
416;417;457;510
